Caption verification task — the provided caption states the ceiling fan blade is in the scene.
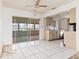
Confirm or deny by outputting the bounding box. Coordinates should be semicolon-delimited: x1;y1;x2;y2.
36;0;40;6
39;5;47;7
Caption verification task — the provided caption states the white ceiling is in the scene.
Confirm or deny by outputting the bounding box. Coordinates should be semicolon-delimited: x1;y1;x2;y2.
3;0;73;13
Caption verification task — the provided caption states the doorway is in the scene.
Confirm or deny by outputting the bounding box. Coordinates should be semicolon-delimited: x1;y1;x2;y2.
12;17;39;43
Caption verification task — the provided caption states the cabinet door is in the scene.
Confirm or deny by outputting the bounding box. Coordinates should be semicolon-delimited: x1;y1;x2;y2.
64;32;76;49
49;32;53;40
69;8;76;23
53;32;55;39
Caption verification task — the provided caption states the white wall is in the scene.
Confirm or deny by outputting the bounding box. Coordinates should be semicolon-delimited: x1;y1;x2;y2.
2;7;41;45
0;0;2;56
39;18;45;40
76;0;79;51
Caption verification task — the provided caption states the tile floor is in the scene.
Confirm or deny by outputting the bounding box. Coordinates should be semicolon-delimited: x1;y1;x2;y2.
1;40;77;59
69;52;79;59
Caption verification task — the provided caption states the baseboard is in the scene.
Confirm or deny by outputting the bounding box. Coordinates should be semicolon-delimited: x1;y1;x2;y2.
48;38;61;41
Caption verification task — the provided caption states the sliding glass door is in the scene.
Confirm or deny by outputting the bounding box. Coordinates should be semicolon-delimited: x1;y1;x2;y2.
12;17;39;43
31;19;39;41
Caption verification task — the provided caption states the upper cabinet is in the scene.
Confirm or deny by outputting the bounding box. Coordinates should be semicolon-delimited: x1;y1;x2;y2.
69;8;76;23
45;17;53;26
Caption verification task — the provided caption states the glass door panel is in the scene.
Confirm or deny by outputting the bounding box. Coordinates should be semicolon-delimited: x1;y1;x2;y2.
34;20;39;41
18;23;29;42
27;19;31;41
30;20;39;41
12;17;39;44
12;17;30;43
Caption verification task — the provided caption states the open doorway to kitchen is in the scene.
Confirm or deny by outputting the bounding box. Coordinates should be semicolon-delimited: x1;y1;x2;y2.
12;16;39;43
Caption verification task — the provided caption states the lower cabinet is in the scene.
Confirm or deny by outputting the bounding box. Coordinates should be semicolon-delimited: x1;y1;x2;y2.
64;32;76;49
44;30;59;41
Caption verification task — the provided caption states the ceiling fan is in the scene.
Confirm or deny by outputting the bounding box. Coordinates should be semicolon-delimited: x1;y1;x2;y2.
26;0;48;16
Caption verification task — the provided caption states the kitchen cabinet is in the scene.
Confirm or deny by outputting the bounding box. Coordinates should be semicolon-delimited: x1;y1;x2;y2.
69;8;76;23
64;31;76;49
45;30;59;41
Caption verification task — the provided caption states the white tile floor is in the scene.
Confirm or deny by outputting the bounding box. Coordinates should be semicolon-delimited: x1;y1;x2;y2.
1;40;77;59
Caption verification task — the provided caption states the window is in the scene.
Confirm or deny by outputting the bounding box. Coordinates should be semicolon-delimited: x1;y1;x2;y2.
12;23;18;31
35;24;39;30
19;23;28;31
28;24;34;30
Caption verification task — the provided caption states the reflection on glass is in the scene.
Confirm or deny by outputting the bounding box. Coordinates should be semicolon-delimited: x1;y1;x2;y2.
12;17;39;43
28;24;34;30
19;23;28;31
35;24;39;30
12;23;18;31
